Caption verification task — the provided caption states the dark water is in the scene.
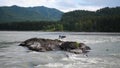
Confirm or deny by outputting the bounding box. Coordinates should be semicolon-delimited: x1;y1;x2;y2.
0;31;120;68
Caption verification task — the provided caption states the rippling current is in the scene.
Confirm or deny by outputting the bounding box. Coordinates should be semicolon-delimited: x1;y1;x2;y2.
0;31;120;68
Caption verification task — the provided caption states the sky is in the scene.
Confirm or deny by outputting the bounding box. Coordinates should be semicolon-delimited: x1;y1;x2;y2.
0;0;120;12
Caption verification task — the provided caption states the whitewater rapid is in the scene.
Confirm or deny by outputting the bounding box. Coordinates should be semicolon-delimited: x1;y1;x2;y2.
0;31;120;68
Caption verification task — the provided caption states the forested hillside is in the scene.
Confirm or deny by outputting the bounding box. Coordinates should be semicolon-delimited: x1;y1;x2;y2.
61;7;120;32
0;7;120;32
0;21;63;31
0;5;63;23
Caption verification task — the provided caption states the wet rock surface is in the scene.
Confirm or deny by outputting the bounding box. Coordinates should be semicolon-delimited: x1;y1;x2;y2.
19;38;91;54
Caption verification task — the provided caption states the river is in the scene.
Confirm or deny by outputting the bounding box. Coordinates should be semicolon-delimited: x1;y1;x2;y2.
0;31;120;68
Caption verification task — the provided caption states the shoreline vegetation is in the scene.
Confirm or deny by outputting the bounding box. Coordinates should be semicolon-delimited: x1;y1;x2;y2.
0;7;120;32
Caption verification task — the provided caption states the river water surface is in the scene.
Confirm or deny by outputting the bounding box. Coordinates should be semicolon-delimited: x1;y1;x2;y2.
0;31;120;68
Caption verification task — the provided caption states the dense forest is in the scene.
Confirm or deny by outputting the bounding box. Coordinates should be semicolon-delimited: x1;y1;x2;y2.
61;7;120;32
0;7;120;32
0;21;63;31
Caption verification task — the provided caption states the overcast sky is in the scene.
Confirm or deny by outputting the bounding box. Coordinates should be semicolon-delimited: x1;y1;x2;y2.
0;0;120;12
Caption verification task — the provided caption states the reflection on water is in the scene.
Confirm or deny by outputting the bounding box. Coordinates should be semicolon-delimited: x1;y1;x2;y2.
0;31;120;68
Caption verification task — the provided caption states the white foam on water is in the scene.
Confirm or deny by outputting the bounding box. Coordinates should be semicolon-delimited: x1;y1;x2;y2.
61;54;106;65
35;58;104;68
61;57;117;68
61;53;79;61
35;63;64;68
110;53;120;57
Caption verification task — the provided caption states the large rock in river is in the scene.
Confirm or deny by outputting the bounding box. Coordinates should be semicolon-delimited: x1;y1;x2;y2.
19;38;91;54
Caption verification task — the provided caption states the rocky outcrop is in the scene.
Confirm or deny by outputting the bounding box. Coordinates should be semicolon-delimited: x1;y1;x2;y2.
59;42;91;54
19;38;91;54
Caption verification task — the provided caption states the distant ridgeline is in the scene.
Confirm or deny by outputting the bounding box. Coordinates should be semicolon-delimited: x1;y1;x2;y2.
0;5;63;22
0;6;120;32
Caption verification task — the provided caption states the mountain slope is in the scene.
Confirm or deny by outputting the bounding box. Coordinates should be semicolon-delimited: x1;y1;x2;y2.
0;5;63;23
60;7;120;32
61;7;120;22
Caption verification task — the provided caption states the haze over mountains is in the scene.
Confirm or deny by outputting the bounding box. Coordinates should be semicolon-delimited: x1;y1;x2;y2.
0;5;63;23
